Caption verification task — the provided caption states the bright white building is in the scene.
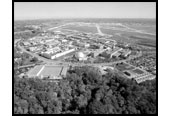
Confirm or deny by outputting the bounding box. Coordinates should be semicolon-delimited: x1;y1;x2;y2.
75;52;87;61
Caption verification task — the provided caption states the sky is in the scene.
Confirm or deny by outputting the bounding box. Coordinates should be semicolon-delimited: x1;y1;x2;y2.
14;2;156;20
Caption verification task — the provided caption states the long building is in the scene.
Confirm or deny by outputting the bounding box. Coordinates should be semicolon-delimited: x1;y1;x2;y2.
109;47;123;58
123;69;155;83
42;48;75;59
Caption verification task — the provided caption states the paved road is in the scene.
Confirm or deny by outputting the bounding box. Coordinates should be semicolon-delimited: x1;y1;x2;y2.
47;23;72;31
14;64;36;69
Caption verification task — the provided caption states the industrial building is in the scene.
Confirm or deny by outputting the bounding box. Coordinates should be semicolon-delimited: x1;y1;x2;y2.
123;68;155;83
42;48;75;59
108;47;123;58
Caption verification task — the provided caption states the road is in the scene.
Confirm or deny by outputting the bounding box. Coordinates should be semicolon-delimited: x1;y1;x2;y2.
96;24;104;36
47;23;72;31
14;64;36;69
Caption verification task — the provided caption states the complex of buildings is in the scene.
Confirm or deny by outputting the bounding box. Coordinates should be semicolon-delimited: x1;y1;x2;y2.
18;22;155;84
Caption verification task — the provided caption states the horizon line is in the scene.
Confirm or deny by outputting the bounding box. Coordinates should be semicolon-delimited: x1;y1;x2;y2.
14;17;156;21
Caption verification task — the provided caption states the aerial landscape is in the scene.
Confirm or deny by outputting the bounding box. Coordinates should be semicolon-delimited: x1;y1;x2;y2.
14;2;156;114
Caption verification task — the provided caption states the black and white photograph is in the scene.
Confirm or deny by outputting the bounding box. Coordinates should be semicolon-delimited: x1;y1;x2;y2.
13;2;157;114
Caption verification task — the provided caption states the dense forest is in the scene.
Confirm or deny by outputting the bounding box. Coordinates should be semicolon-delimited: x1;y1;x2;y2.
14;66;156;114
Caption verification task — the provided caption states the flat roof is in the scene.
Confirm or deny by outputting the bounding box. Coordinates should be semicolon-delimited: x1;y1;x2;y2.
131;69;144;74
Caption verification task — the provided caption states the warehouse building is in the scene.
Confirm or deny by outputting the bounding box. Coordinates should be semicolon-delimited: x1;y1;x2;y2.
42;48;75;59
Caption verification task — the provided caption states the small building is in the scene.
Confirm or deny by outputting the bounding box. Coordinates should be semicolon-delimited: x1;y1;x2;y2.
75;52;87;61
121;50;131;58
28;46;37;52
23;41;30;46
111;52;121;58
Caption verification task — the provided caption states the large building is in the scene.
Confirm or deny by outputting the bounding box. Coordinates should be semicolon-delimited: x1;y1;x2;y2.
42;48;75;59
108;47;123;58
123;68;155;83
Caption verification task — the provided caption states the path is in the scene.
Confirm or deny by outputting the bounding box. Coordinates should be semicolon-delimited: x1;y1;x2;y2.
95;24;104;36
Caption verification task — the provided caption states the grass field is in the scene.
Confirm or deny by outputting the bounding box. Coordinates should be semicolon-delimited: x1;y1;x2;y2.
129;36;156;47
61;25;98;33
101;27;156;37
132;69;144;74
100;28;129;35
100;24;127;29
100;27;156;47
116;63;135;71
125;25;156;34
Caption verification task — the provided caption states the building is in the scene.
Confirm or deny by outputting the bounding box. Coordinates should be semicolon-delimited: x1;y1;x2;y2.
111;52;121;58
44;47;61;54
45;38;55;43
123;68;155;83
92;49;106;57
23;41;30;46
84;43;90;48
28;46;37;52
135;75;155;83
42;48;75;59
98;66;114;75
109;47;123;58
121;50;131;58
75;52;87;61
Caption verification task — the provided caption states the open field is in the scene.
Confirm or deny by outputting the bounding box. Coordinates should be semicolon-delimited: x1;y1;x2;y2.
132;69;144;74
126;25;156;34
61;25;98;33
100;28;138;35
116;63;135;71
100;26;156;47
129;36;156;47
100;27;155;37
99;24;127;29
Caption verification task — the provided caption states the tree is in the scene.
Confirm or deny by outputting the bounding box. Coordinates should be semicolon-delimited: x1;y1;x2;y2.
31;57;38;62
14;66;156;114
